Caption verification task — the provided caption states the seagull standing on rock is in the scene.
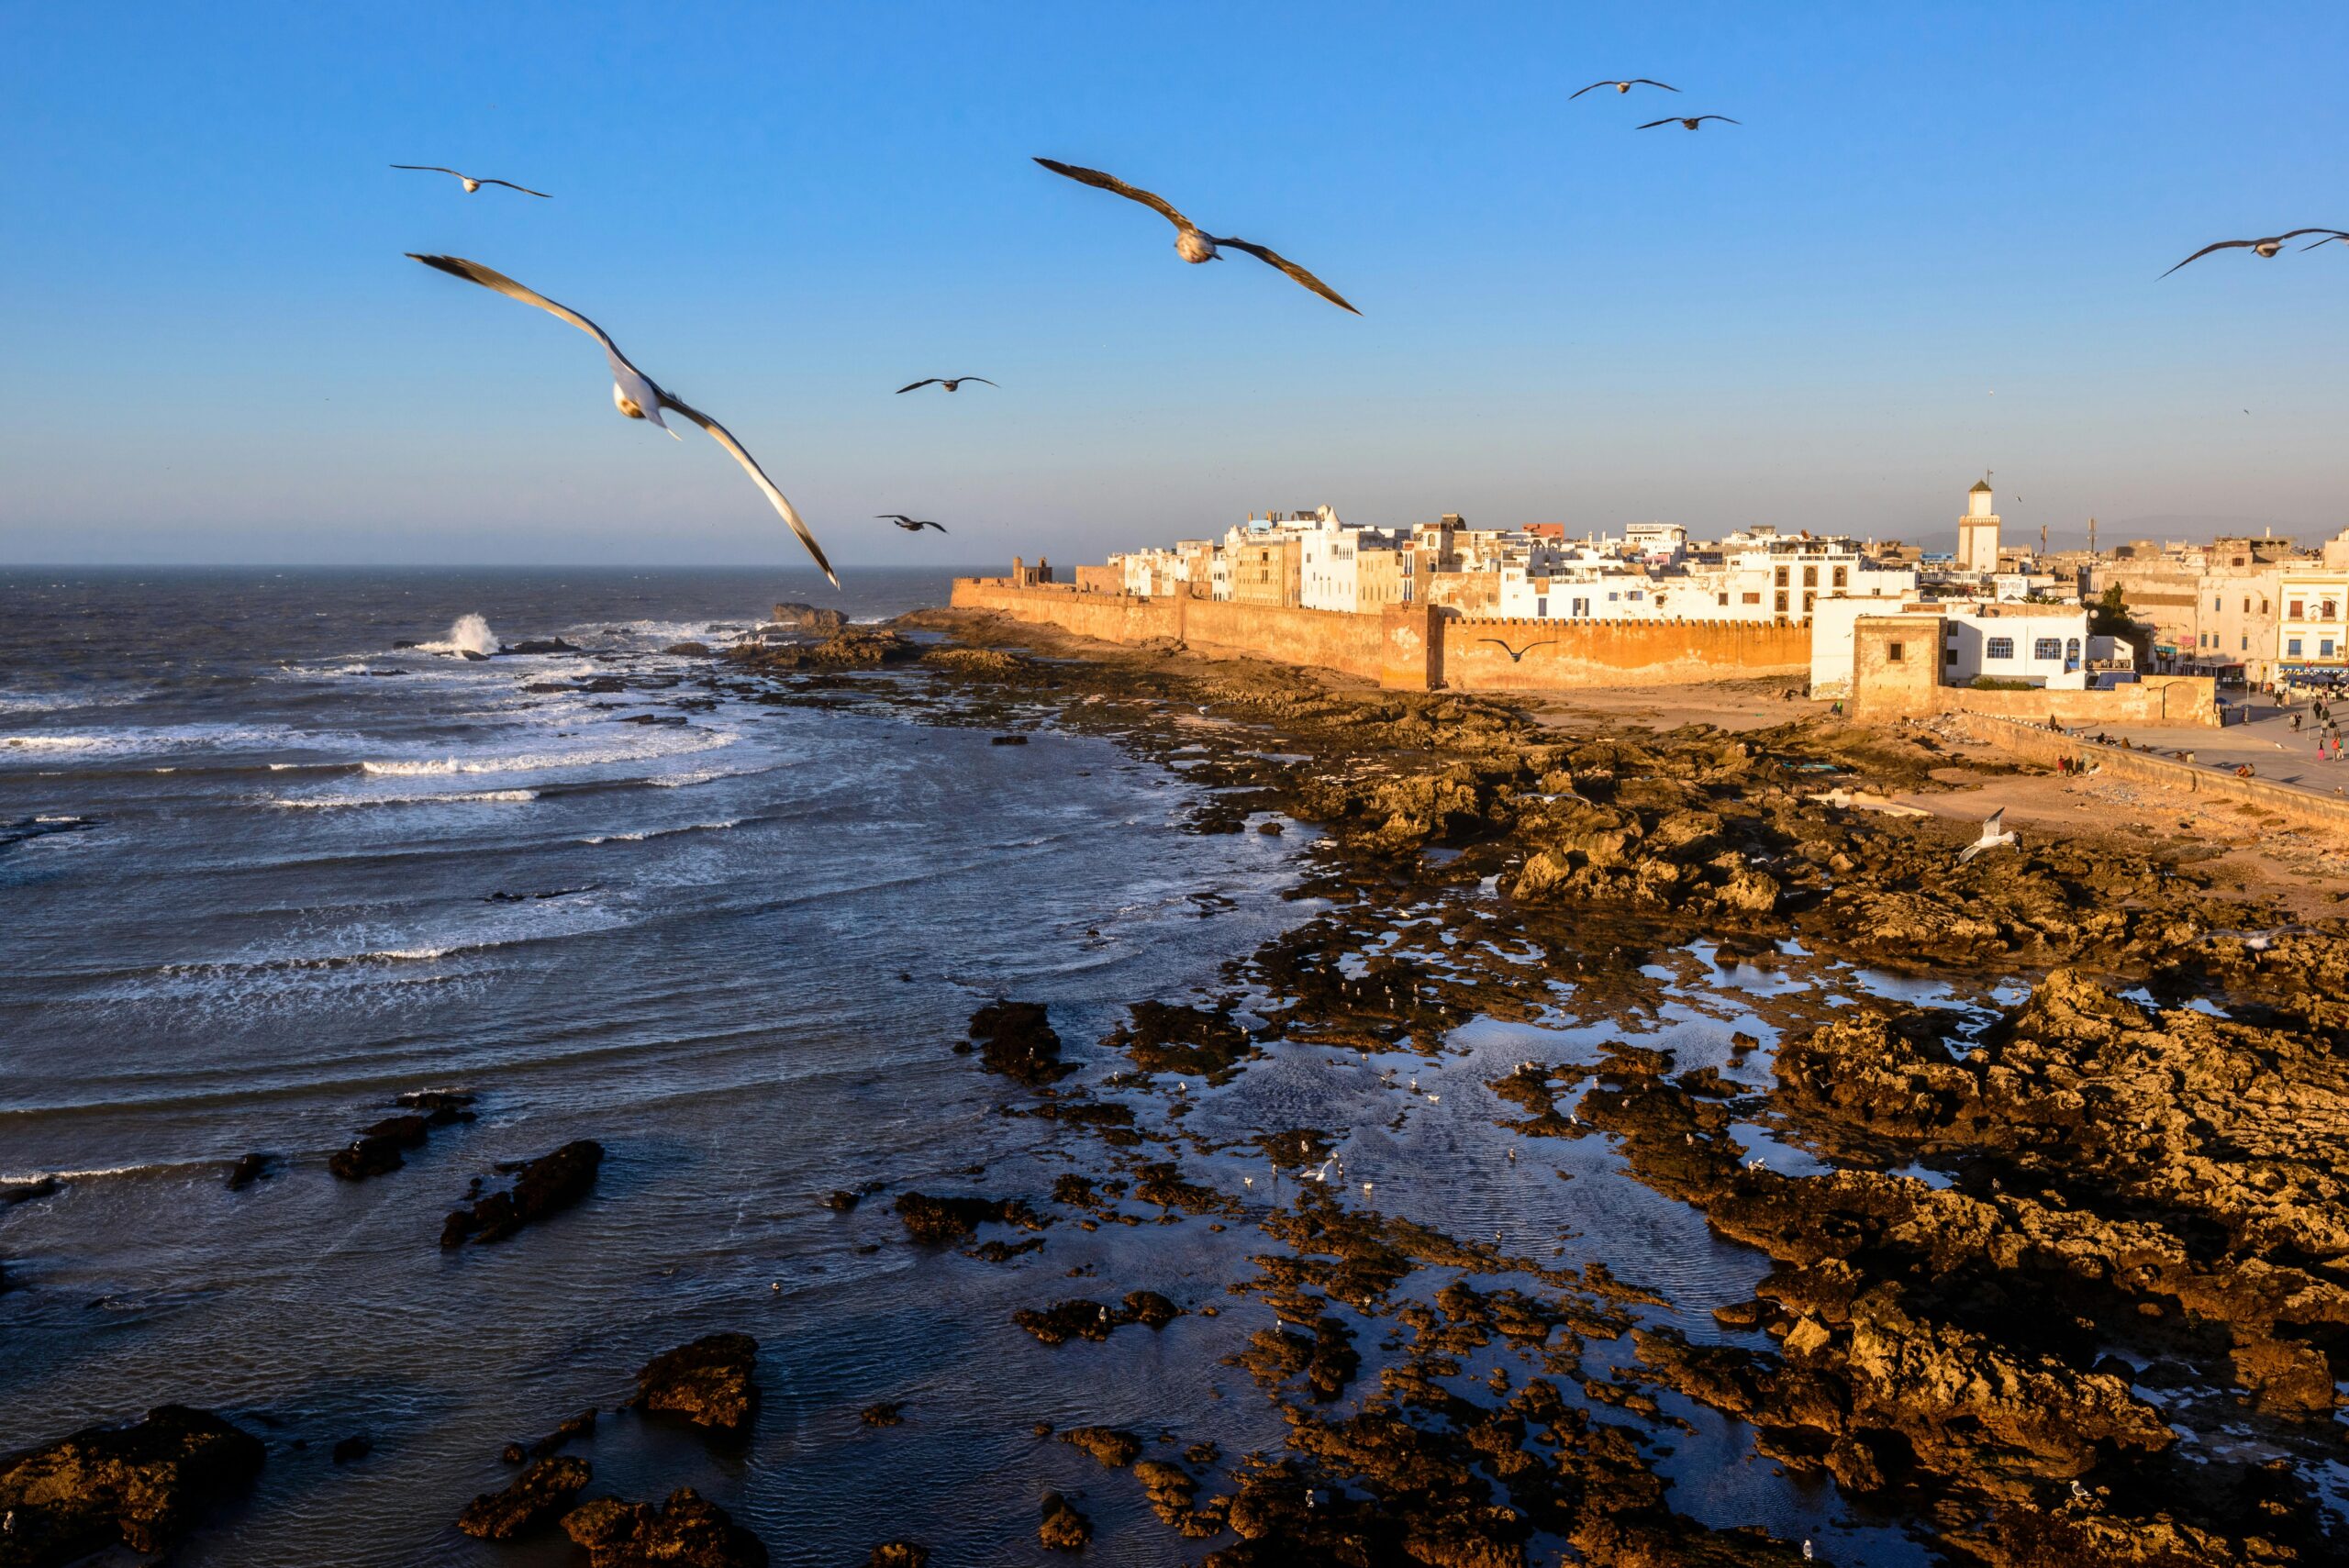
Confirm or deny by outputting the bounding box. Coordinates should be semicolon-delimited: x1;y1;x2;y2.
406;254;837;585
1033;157;1362;314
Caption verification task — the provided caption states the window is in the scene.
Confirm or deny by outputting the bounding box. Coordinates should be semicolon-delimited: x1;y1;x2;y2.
2065;638;2081;670
2290;599;2305;619
1987;637;2016;660
1717;592;1729;606
1742;591;1761;605
1627;590;1644;601
1832;566;1848;588
2326;639;2338;658
1775;566;1789;587
1774;591;1789;614
2033;638;2062;660
1572;597;1591;617
1803;591;1816;613
1887;641;1904;662
1944;646;1959;665
2243;598;2252;613
2289;639;2304;656
1802;565;1819;587
2214;596;2222;612
1607;591;1620;602
2328;600;2341;620
2241;637;2249;651
1535;597;1547;617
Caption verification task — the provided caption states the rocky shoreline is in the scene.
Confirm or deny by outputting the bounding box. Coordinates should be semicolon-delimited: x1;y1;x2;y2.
6;606;2344;1565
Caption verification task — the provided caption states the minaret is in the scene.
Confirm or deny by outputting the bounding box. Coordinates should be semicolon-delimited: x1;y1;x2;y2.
1957;480;2001;573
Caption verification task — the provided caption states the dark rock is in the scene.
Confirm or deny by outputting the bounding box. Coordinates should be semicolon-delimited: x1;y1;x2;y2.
498;639;583;655
328;1116;430;1182
460;650;490;662
770;602;848;633
891;1192;1043;1244
392;639;420;649
1038;1489;1092;1551
394;1089;477;1125
328;1433;373;1465
457;1455;590;1540
618;712;689;726
1;1175;60;1207
860;1401;906;1428
1060;1425;1142;1467
966;1001;1070;1084
0;1404;263;1561
226;1153;276;1191
501;1407;597;1465
440;1140;603;1248
821;1189;863;1212
867;1543;928;1568
562;1486;767;1568
633;1333;759;1434
664;641;713;656
991;734;1030;746
1013;1291;1184;1347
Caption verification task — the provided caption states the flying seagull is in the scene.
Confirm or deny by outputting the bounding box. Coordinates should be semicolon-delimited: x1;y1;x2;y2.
875;514;948;533
405;253;836;586
1957;806;2018;863
896;376;997;394
1479;638;1559;662
2162;229;2349;276
1570;78;1677;97
1637;116;1740;130
1033;157;1361;315
2300;233;2349;251
390;165;551;198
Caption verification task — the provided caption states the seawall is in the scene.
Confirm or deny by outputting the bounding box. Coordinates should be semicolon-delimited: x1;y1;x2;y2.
1946;713;2349;834
946;580;1809;692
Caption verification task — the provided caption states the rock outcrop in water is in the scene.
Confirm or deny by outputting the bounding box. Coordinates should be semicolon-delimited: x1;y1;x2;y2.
965;1000;1071;1084
456;1455;590;1540
562;1487;768;1567
632;1333;759;1434
0;1405;262;1562
891;1192;1044;1245
327;1091;476;1182
440;1140;603;1247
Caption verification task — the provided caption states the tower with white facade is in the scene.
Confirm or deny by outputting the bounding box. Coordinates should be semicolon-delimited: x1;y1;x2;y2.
1957;480;2001;573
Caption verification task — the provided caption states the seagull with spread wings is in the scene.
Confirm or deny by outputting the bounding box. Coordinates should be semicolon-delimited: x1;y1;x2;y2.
2300;233;2349;252
875;515;948;533
406;254;836;586
1957;807;2018;864
896;376;997;394
1478;638;1559;663
2163;229;2349;275
1637;115;1740;130
1033;157;1360;314
1570;78;1676;97
390;165;551;198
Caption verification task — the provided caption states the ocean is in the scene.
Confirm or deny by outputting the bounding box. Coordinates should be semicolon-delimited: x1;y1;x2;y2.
0;567;1312;1564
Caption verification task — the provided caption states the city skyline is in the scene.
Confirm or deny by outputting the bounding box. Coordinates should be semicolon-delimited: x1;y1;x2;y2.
5;1;2344;568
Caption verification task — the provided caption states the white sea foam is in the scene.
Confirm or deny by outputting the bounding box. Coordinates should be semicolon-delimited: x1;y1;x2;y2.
580;818;743;845
1;723;365;760
270;788;539;809
356;728;739;778
417;613;496;657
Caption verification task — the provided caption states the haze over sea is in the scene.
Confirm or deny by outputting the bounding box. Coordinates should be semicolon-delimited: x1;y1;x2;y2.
0;567;1318;1563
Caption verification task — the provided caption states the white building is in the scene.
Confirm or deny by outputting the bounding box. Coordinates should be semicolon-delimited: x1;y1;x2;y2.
2276;570;2349;674
1811;598;2111;696
1957;481;2001;573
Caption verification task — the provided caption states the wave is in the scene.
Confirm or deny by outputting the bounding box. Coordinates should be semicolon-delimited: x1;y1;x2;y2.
356;730;740;778
269;788;539;809
1;723;370;761
415;613;495;657
580;818;746;845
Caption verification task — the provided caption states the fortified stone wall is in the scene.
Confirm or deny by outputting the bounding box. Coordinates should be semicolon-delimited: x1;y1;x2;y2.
1444;617;1809;690
1848;615;2219;728
948;580;1808;692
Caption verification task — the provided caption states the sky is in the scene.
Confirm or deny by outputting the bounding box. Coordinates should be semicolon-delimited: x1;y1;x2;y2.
3;1;2344;570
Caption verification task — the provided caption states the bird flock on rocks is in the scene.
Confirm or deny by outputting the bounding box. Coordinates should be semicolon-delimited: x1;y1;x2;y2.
391;109;2343;589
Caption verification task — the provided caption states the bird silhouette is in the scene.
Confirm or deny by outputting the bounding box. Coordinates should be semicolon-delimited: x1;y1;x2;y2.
1570;78;1677;98
405;254;835;584
1637;115;1740;130
1033;157;1361;314
1479;638;1559;662
875;515;948;533
2163;229;2348;276
390;164;550;197
896;376;997;394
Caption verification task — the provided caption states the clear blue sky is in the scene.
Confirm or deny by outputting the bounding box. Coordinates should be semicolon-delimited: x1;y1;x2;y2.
4;1;2343;569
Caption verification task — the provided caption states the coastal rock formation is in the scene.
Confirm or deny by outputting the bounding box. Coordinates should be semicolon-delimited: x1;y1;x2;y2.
1106;1000;1257;1083
1059;1425;1142;1467
1012;1290;1181;1346
457;1455;589;1540
866;1542;929;1568
0;1405;263;1562
328;1091;476;1182
501;1407;597;1465
1037;1489;1092;1551
891;1192;1044;1244
966;1000;1072;1084
226;1152;276;1190
727;630;918;672
562;1486;768;1567
769;602;847;633
633;1332;759;1434
440;1140;603;1247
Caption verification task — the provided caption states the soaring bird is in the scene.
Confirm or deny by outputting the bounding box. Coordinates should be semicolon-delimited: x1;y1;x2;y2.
1570;78;1677;97
390;164;551;197
1637;115;1741;130
2162;229;2349;276
1479;638;1559;662
896;376;997;394
1957;807;2018;863
875;515;948;533
1033;157;1361;314
406;254;836;585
